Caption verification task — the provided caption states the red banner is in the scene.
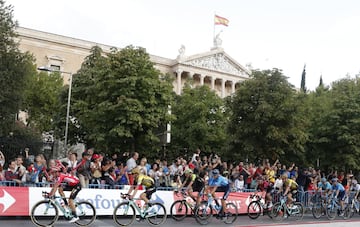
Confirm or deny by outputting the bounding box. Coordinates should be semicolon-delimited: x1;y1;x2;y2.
0;186;29;216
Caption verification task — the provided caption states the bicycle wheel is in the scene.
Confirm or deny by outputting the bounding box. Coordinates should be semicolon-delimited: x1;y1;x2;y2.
326;204;337;220
75;201;96;226
312;201;324;219
271;202;285;221
195;201;213;225
170;200;188;221
113;202;136;226
247;201;262;219
292;202;304;220
31;200;59;227
223;202;237;224
145;202;167;226
343;204;352;220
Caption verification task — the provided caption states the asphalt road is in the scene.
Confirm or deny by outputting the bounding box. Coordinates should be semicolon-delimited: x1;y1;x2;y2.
1;213;360;227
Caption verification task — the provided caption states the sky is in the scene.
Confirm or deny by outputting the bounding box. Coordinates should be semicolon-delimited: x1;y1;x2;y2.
6;0;360;90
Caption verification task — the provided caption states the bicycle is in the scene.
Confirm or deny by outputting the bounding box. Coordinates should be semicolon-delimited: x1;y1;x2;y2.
194;193;237;225
247;192;273;219
326;194;351;220
30;191;96;227
271;195;304;221
113;193;167;226
170;190;198;221
311;192;328;219
348;196;360;218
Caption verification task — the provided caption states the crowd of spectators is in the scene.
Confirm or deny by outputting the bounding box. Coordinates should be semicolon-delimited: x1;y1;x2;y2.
0;148;359;196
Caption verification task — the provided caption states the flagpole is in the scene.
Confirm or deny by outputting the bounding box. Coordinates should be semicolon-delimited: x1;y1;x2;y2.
213;12;216;46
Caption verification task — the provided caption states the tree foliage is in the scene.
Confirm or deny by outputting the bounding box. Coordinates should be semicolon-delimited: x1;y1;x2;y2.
0;0;34;135
306;77;360;171
170;85;227;158
69;46;174;156
22;71;63;133
226;69;307;163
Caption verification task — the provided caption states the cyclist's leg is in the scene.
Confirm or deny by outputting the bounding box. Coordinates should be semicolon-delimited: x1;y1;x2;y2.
68;184;81;216
58;186;68;205
141;187;156;205
221;185;231;214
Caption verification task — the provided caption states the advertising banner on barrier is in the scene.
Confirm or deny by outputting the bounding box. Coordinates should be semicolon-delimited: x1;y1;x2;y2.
0;186;29;216
1;186;263;216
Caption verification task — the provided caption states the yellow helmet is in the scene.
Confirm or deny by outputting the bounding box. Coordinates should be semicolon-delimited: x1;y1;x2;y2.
131;168;140;175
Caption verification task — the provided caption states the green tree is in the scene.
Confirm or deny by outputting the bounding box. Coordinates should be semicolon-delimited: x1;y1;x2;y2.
70;46;174;156
0;0;34;135
227;69;307;163
22;71;63;132
170;85;227;158
309;77;360;171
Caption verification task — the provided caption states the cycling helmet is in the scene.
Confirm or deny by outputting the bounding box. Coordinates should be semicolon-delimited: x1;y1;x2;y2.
352;179;358;185
50;166;61;173
212;169;220;175
184;169;193;175
331;178;338;183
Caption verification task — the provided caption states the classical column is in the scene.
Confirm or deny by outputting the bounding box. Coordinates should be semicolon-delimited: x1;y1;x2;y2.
176;69;183;95
231;81;236;94
211;76;215;90
221;79;226;98
188;72;194;79
200;74;205;86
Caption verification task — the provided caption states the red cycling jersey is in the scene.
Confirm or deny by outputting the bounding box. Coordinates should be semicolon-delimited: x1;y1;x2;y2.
56;173;80;186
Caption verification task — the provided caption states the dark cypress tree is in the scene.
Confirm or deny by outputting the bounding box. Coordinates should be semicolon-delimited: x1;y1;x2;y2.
300;64;306;92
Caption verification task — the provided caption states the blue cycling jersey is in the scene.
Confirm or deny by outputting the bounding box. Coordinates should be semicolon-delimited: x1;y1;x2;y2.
332;182;345;192
318;181;332;190
208;175;229;187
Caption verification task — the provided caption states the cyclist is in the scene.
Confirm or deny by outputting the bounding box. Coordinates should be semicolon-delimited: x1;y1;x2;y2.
280;173;298;208
48;161;81;223
206;169;231;217
177;168;205;206
350;179;360;203
127;167;156;207
331;177;346;216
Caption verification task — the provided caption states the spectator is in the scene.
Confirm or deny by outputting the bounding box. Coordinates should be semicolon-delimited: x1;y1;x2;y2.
126;152;139;185
15;155;27;183
115;162;129;186
0;162;5;181
90;154;103;185
76;151;92;188
5;160;22;185
32;154;47;185
234;175;245;192
162;160;171;187
138;157;148;175
0;150;5;168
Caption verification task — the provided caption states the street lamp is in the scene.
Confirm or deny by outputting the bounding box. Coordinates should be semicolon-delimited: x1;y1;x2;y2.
37;66;73;151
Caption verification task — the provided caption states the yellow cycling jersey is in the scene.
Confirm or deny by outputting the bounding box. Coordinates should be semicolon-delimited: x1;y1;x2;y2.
284;179;298;190
135;174;155;188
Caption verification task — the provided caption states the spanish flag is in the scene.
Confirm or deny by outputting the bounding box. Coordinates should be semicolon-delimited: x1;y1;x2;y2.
214;14;229;26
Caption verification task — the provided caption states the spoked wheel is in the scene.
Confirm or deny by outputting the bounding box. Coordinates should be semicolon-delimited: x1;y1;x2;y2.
326;205;337;220
170;200;189;221
271;202;285;221
75;201;97;226
113;202;136;226
247;201;262;219
292;202;304;220
195;201;213;225
223;202;237;224
343;205;352;220
312;202;325;219
31;200;59;227
145;202;167;226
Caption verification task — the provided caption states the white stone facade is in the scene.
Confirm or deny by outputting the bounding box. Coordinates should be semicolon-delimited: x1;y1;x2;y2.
16;27;250;97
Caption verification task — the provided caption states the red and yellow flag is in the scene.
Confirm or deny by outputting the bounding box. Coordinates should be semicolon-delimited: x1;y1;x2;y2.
214;14;229;26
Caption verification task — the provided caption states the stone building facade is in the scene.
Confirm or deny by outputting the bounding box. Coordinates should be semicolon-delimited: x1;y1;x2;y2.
16;27;250;97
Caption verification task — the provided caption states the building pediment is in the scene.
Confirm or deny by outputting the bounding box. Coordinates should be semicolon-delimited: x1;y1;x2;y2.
179;48;250;77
